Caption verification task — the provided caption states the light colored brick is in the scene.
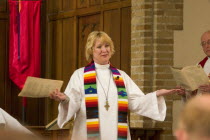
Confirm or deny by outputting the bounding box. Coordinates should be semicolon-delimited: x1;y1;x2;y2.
136;25;153;30
155;59;173;65
155;45;173;51
155;3;175;9
175;3;183;9
131;0;183;139
165;10;183;16
156;31;173;38
156;122;172;128
167;25;183;30
155;38;174;44
156;52;173;58
154;10;164;15
155;73;173;79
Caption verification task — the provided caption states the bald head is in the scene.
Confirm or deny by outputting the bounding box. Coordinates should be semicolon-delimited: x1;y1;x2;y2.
201;31;210;40
179;94;210;139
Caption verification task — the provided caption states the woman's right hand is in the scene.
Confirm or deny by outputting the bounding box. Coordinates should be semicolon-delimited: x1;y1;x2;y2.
199;84;210;93
49;89;67;102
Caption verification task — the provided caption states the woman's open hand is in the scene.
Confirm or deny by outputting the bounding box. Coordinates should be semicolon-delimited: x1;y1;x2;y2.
156;88;185;97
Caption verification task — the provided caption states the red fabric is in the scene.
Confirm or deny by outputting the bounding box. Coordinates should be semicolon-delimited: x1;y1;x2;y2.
198;56;208;68
9;0;41;89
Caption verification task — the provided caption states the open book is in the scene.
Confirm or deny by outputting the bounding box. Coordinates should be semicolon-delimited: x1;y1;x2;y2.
45;118;73;130
170;65;209;91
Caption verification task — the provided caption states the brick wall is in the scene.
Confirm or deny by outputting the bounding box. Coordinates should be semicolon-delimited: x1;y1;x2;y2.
131;0;183;139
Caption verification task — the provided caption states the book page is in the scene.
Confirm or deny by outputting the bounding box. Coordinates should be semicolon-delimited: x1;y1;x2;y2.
18;76;63;98
170;67;191;89
45;118;73;130
170;65;209;91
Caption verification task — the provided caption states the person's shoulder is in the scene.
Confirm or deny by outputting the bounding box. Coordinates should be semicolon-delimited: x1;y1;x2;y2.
70;67;85;80
197;56;208;66
199;56;208;62
75;67;85;73
0;108;5;113
116;69;129;77
117;69;125;74
72;67;85;76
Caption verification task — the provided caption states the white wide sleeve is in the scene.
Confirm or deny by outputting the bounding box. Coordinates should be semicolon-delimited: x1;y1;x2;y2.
121;71;166;121
0;109;5;127
0;108;33;134
57;69;83;128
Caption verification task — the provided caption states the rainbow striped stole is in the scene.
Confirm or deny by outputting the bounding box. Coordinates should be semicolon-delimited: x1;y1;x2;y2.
84;61;128;140
110;65;128;140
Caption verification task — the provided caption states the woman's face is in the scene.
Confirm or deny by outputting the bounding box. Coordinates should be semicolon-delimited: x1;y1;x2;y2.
92;39;111;65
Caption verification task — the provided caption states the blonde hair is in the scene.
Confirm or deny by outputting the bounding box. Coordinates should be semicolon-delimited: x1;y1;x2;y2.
85;31;115;62
178;95;210;138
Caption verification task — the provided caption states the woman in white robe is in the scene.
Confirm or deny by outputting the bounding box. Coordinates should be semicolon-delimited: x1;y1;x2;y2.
50;31;183;140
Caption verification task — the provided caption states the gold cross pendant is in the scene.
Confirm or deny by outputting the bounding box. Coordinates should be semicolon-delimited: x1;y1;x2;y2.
104;100;110;111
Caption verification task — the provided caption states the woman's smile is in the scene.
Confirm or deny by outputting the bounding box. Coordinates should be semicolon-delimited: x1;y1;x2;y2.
93;39;111;65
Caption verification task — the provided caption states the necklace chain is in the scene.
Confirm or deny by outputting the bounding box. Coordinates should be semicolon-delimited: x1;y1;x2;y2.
96;70;112;110
96;71;111;100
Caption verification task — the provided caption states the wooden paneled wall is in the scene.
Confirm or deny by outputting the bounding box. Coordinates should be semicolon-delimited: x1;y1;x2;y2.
0;0;9;111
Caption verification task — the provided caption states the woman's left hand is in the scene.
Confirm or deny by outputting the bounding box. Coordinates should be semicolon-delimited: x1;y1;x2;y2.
156;88;185;97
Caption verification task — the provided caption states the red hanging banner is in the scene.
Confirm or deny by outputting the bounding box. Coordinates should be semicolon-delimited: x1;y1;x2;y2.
9;0;41;89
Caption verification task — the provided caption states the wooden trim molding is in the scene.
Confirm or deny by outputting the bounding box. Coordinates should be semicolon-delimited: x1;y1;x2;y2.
48;0;131;21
